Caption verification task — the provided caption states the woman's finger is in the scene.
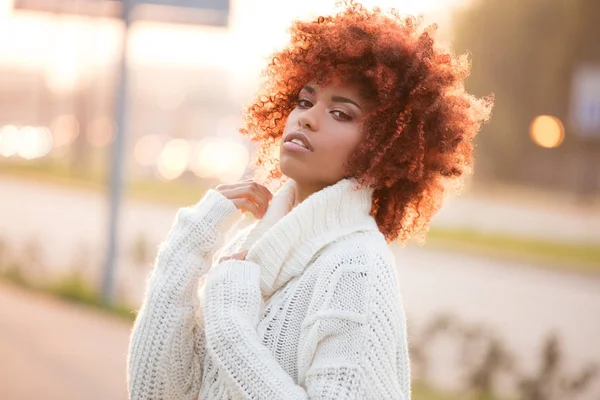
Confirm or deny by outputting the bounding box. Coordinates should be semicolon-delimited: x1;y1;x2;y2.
243;182;270;211
231;250;248;260
217;249;248;264
256;182;274;200
231;198;262;219
220;184;265;207
221;183;271;215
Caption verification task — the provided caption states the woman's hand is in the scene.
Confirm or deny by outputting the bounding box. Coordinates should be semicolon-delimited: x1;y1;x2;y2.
217;249;249;264
215;180;273;219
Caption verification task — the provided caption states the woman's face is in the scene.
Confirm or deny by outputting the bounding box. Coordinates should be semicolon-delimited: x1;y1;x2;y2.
280;83;366;189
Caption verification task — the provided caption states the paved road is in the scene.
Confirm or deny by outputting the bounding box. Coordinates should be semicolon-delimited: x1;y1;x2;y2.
1;176;599;398
395;248;600;393
0;283;130;400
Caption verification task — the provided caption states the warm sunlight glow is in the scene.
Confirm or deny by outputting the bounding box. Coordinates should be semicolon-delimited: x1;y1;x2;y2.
190;137;250;183
530;115;565;149
0;0;468;89
157;138;192;180
228;0;467;75
45;57;79;93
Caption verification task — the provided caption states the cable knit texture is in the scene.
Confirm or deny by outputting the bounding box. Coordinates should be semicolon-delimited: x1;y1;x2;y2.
127;178;411;399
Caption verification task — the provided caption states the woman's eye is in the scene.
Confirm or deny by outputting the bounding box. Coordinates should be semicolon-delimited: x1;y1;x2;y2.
331;110;352;121
296;99;313;108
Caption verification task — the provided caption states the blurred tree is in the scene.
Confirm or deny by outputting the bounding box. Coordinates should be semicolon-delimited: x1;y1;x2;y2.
452;0;600;190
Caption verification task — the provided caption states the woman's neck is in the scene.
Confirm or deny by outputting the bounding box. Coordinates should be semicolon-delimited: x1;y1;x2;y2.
292;181;327;207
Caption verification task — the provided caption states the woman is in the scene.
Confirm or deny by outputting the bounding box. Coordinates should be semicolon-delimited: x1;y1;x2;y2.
127;2;492;399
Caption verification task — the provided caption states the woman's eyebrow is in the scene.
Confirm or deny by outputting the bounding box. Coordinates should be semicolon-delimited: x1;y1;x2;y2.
331;95;363;110
301;86;363;110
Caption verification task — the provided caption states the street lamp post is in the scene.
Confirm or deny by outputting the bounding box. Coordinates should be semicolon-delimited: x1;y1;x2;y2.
101;0;132;304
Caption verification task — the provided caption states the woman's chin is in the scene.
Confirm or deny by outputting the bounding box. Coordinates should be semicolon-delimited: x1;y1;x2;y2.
280;155;312;182
279;157;300;181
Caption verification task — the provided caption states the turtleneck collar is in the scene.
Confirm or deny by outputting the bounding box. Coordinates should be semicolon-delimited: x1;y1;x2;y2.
237;178;379;298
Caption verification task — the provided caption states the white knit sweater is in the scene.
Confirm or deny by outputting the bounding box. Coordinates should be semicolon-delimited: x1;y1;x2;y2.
127;178;411;399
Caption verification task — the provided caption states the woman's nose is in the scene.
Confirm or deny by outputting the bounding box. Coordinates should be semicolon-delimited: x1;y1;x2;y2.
298;110;318;131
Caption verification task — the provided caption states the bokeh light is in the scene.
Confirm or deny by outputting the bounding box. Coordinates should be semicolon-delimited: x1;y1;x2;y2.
50;114;80;148
0;125;20;157
87;116;115;148
17;126;53;159
156;138;191;180
0;126;53;159
190;137;250;183
530;115;565;148
134;134;166;167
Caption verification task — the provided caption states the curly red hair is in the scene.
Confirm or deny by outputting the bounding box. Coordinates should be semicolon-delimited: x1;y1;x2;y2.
241;1;493;243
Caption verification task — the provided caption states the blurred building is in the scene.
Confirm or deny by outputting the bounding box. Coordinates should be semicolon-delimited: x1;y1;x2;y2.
453;0;600;197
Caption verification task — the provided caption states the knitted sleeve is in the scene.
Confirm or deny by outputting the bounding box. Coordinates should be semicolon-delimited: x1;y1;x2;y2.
202;241;410;400
203;260;308;399
127;190;241;400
